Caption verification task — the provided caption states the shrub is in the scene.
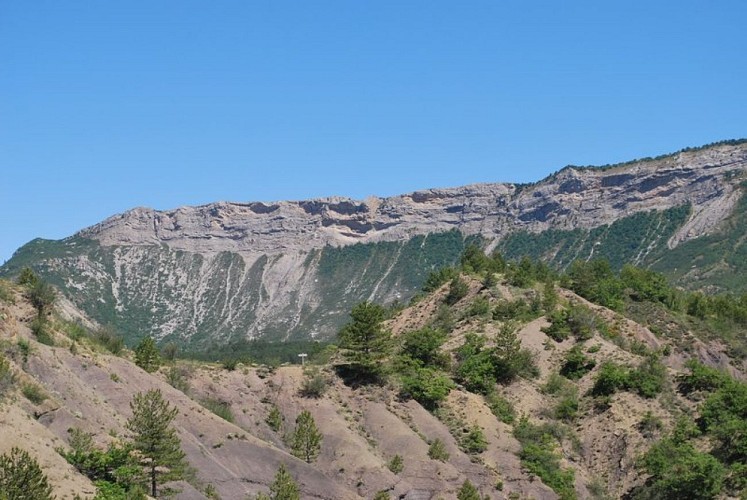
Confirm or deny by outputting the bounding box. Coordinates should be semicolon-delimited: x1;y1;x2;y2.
0;280;14;304
554;391;580;422
165;365;191;393
0;353;15;398
639;411;663;439
16;268;39;287
27;280;56;317
461;424;488;454
591;362;630;397
30;317;55;346
485;392;515;424
560;346;596;380
22;383;47;404
428;438;450;461
134;337;161;373
679;359;728;395
514;417;576;500
16;339;31;364
266;405;283;432
638;438;725;499
457;479;481;500
400;327;449;369
387;454;404;474
400;366;454;409
422;267;458;293
221;358;238;371
92;325;125;355
200;397;233;423
542;373;571;395
0;447;54;499
300;367;329;398
445;276;469;305
465;296;491;318
627;357;667;398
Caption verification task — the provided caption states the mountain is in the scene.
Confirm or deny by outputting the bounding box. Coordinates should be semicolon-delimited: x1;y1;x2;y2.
1;263;744;499
2;140;746;346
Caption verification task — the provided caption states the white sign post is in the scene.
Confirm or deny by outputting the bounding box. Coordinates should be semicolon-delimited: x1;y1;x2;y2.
298;353;308;366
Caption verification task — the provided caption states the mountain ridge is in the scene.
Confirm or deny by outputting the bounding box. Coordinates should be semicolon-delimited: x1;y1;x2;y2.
2;140;746;345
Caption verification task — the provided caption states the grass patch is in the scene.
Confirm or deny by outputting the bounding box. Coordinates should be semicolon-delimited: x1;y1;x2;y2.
21;383;47;404
200;397;234;423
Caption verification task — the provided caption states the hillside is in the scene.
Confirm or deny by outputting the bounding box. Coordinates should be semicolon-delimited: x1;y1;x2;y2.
1;140;746;347
1;260;745;499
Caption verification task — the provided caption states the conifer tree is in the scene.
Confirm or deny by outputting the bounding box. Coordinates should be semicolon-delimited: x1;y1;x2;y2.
338;301;391;380
127;389;186;497
269;463;300;500
134;337;161;373
457;478;481;500
0;447;54;500
291;410;322;463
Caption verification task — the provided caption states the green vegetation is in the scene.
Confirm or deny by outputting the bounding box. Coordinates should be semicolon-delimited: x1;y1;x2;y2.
457;479;482;500
134;337;161;373
0;353;14;399
0;447;54;500
485;392;516;424
445;276;469;305
514;417;576;500
200;397;234;423
387;454;404;474
542;303;599;342
268;463;300;500
60;428;145;499
127;389;187;497
428;438;450;461
21;383;47;405
559;346;596;380
291;410;322;463
591;357;667;399
299;366;329;398
337;302;392;382
0;280;14;304
266;405;283;432
461;424;488;454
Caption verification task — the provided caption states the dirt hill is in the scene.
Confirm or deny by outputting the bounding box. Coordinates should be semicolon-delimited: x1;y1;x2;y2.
0;272;744;499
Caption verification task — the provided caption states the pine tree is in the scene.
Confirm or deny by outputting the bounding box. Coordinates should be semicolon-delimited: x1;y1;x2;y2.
127;389;187;497
291;410;322;463
134;337;161;373
269;463;300;500
457;479;481;500
338;302;391;380
0;447;54;500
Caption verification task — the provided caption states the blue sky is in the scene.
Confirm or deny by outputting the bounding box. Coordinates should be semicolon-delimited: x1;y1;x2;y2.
1;1;745;262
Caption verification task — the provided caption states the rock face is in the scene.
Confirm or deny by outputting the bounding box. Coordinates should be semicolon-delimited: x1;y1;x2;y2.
2;141;746;345
83;143;746;253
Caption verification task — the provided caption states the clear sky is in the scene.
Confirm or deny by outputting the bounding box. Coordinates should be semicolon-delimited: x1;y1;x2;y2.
1;1;745;262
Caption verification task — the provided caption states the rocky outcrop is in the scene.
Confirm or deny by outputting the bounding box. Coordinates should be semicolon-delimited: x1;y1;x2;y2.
80;142;747;255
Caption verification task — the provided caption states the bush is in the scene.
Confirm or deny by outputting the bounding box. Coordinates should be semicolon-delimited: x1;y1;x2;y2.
638;438;725;499
639;411;663;439
461;424;488;454
678;360;728;395
92;325;125;355
134;337;161;373
165;365;191;393
422;267;458;293
22;383;47;405
560;346;596;380
591;362;630;397
0;447;54;499
221;358;238;371
400;367;454;409
457;479;481;500
300;367;329;398
0;280;14;304
428;438;450;461
445;276;469;305
627;357;667;398
465;296;491;318
0;353;15;398
27;280;56;317
400;327;449;369
554;390;580;422
266;405;283;432
30;317;55;346
387;454;404;474
200;397;233;423
485;392;515;424
514;417;576;500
